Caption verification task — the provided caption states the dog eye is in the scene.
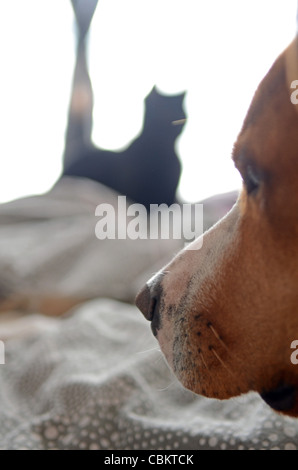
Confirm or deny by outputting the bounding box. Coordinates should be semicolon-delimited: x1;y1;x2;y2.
243;165;261;194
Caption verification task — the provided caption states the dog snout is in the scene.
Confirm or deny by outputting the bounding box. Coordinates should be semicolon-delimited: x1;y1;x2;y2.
136;274;164;336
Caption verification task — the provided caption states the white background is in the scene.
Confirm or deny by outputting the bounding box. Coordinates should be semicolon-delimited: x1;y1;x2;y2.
0;0;297;204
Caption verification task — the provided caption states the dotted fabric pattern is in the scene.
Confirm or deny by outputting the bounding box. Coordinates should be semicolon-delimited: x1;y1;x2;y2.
0;299;298;450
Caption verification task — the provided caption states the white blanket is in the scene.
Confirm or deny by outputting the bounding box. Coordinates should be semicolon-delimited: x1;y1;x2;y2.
0;178;297;450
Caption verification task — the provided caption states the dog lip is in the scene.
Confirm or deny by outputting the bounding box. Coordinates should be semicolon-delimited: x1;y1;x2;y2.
151;321;158;337
260;384;296;412
150;297;161;336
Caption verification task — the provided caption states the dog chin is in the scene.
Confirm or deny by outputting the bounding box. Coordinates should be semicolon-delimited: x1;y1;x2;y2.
157;322;298;416
156;327;238;400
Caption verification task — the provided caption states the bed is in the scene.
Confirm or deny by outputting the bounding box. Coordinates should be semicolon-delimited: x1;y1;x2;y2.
0;177;297;450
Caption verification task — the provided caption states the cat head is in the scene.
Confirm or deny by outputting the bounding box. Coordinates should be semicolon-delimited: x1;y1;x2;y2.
144;86;187;137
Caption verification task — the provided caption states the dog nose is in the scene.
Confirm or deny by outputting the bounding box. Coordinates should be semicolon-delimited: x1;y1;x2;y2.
135;275;163;335
135;284;155;321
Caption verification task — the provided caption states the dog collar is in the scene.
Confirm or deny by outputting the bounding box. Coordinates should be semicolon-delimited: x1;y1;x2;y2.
285;36;298;114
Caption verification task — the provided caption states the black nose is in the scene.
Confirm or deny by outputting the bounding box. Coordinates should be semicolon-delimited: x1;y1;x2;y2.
135;284;156;321
135;276;163;336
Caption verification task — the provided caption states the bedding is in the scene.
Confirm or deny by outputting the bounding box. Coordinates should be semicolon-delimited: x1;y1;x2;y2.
0;177;297;450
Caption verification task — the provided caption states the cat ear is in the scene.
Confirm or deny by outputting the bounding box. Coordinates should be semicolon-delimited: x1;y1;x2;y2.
146;85;159;99
145;86;186;102
176;90;187;101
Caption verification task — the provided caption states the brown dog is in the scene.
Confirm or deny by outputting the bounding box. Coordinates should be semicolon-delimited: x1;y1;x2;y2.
136;36;298;417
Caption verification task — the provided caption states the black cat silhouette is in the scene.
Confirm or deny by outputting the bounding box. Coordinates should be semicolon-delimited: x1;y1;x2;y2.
63;86;186;209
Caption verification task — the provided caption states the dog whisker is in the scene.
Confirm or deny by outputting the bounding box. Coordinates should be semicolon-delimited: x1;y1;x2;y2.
198;349;209;371
137;346;161;355
207;323;230;352
210;347;236;378
156;377;179;392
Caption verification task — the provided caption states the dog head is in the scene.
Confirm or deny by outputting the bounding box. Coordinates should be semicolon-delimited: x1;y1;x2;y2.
136;37;298;416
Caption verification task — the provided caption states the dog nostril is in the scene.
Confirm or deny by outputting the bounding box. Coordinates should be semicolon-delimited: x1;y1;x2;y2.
135;285;156;321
